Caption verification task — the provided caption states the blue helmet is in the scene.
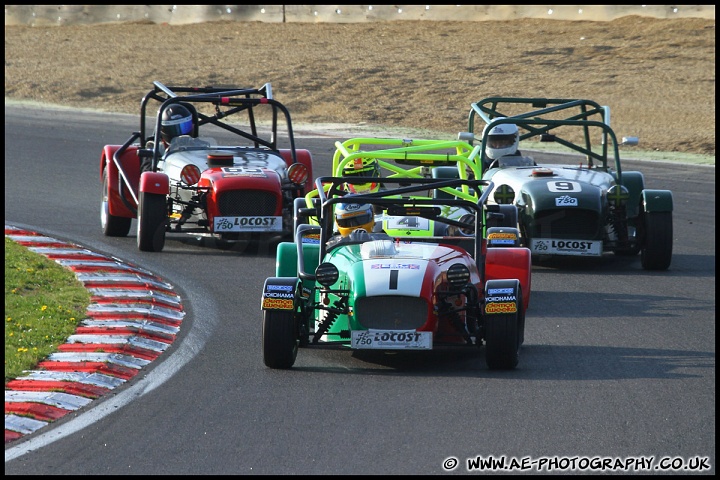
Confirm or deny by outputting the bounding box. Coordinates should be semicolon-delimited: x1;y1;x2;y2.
161;104;194;144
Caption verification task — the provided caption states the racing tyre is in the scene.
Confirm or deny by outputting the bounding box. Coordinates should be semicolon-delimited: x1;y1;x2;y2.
262;309;299;369
484;286;523;370
101;171;131;237
486;204;518;229
640;211;672;270
137;191;167;252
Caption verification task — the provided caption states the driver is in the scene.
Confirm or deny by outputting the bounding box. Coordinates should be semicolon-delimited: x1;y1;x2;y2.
482;119;523;170
142;104;195;172
327;202;390;249
342;157;381;194
161;104;195;147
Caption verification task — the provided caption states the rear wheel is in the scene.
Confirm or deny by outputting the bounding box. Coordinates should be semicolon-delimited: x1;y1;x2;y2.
137;191;167;252
101;171;131;237
262;309;299;369
640;211;673;270
485;288;523;370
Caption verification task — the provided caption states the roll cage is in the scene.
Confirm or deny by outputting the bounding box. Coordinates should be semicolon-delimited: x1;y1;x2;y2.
111;81;300;214
294;176;498;281
465;97;639;182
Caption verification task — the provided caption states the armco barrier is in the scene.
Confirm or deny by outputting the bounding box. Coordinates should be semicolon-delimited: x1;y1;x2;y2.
4;4;715;26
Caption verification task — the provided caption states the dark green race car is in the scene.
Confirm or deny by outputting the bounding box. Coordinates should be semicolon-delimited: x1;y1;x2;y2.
461;97;673;270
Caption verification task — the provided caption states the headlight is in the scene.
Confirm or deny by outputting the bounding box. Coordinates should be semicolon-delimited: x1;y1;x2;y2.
287;163;309;185
493;184;515;204
180;164;202;186
315;262;339;287
447;264;470;289
607;185;630;205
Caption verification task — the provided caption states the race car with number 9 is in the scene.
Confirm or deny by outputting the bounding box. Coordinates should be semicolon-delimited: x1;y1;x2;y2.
461;97;673;270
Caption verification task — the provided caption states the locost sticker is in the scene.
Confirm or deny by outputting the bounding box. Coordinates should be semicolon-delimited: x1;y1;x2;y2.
351;330;432;350
531;239;602;256
214;216;282;232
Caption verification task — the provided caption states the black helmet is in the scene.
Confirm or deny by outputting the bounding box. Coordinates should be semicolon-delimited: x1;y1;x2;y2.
161;104;193;144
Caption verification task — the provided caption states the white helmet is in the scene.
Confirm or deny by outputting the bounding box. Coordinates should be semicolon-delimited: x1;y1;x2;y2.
484;120;519;160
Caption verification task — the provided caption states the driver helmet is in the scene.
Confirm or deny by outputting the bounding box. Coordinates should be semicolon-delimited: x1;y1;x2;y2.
342;157;381;194
161;104;194;145
484;119;519;160
335;202;375;237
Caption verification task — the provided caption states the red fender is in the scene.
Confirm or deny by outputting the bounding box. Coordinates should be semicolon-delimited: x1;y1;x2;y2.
485;247;532;311
139;171;170;194
279;148;314;193
102;145;141;218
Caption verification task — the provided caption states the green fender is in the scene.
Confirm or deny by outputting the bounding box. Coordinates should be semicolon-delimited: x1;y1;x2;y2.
620;171;645;218
642;189;674;212
276;241;320;279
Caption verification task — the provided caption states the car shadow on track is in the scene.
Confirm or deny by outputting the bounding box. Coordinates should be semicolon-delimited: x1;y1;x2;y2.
289;344;713;381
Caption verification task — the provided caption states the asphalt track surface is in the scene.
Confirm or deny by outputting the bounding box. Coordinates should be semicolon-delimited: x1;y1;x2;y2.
4;104;715;474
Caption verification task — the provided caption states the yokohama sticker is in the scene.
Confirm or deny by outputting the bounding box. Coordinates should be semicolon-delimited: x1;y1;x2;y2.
485;302;517;314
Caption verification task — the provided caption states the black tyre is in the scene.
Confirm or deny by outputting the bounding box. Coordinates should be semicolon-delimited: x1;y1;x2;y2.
101;171;131;237
613;243;641;257
262;309;299;369
640;211;673;270
137;191;167;252
486;204;518;229
484;287;523;370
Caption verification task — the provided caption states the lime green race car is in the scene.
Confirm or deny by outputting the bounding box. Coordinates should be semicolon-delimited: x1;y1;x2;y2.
292;136;519;240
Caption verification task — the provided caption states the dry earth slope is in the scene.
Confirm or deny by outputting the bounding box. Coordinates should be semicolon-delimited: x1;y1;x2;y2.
4;17;715;160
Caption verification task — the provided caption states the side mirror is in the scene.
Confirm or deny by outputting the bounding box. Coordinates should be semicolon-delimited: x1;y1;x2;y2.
457;132;475;143
621;136;639;146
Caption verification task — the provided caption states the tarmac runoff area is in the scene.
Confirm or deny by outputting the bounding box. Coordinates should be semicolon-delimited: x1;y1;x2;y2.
4;224;186;445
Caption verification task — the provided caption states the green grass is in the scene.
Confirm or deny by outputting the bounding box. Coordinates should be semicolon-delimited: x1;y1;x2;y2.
4;237;91;384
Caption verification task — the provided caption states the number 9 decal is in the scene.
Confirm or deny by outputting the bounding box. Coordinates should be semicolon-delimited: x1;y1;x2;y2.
547;180;581;192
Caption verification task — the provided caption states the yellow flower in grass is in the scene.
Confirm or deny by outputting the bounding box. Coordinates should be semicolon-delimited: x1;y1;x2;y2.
41;305;48;311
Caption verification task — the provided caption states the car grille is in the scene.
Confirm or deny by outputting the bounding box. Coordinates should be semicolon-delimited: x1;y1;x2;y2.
354;296;428;330
218;191;277;216
529;209;600;239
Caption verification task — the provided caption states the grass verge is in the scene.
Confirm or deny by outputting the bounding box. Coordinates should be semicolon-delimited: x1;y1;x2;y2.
4;236;90;384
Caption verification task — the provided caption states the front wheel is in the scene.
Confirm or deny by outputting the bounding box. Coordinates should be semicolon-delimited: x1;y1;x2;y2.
640;211;673;270
137;191;167;252
262;309;299;369
101;171;131;237
484;287;523;370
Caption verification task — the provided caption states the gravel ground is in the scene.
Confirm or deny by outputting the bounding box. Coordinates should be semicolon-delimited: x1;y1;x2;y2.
4;16;715;157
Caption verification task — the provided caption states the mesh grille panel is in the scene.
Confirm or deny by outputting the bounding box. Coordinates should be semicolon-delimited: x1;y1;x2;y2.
218;191;277;216
530;209;600;239
355;296;428;330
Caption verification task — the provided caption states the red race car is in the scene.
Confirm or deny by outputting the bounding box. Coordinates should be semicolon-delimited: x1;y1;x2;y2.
100;82;314;251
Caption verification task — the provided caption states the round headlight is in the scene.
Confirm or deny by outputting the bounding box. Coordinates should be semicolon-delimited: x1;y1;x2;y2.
493;184;515;204
315;262;339;287
287;163;309;185
180;164;202;186
607;185;630;205
447;263;470;289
